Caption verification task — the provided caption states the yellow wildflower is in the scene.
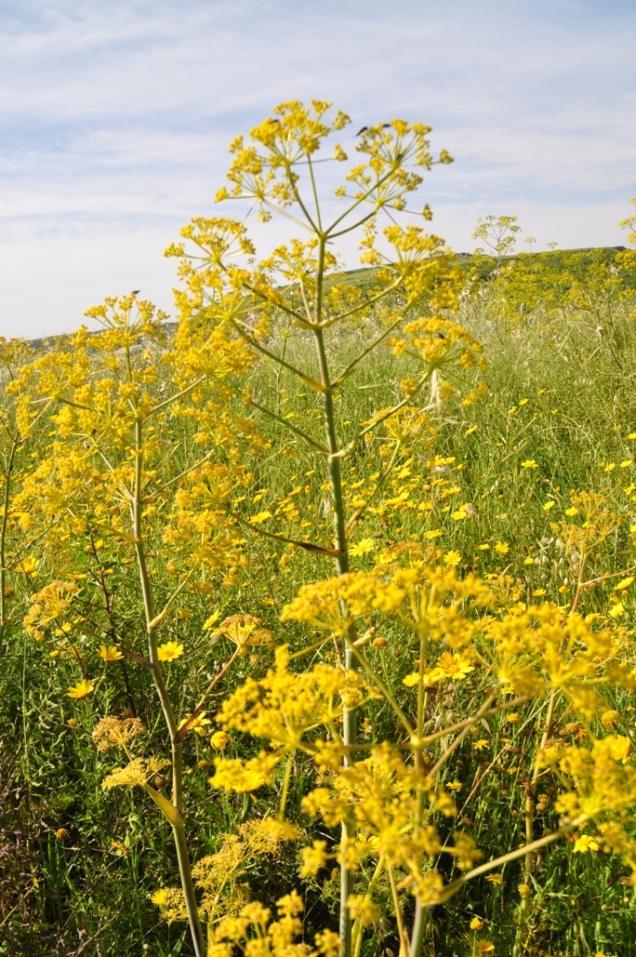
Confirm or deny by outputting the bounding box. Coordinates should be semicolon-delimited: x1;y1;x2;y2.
215;615;274;655
573;834;600;853
157;641;184;662
67;679;94;700
178;712;211;736
209;752;281;792
613;576;634;591
211;731;231;751
434;651;475;681
203;610;221;630
21;556;40;576
149;886;188;922
349;538;376;557
98;644;123;662
607;735;631;764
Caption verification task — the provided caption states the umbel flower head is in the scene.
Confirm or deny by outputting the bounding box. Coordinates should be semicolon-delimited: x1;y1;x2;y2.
101;756;169;790
92;715;146;752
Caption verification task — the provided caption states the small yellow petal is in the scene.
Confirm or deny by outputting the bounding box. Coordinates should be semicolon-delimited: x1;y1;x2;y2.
613;576;634;592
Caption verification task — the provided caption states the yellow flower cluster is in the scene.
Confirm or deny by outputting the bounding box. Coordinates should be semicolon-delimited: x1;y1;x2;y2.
92;715;146;752
101;756;170;791
208;890;340;957
210;645;372;785
189;819;301;922
301;742;479;906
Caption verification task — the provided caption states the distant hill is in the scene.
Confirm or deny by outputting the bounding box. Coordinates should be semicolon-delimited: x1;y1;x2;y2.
22;245;634;348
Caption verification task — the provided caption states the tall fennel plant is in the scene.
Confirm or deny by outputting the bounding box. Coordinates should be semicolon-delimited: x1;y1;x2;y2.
10;299;258;957
169;100;480;955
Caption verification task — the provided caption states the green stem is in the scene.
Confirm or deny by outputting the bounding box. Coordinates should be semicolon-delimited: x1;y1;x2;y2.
331;315;404;387
352;857;384;957
409;619;431;957
313;235;356;957
0;437;17;640
387;863;410;957
230;318;324;392
305;155;323;234
322;277;402;331
357;370;433;441
524;689;557;879
278;753;294;819
248;397;330;455
132;414;205;957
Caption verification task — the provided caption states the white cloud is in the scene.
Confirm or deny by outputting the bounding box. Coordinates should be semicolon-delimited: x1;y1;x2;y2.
0;0;635;337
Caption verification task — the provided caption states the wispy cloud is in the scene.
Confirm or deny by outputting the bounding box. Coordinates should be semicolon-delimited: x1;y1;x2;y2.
1;0;635;337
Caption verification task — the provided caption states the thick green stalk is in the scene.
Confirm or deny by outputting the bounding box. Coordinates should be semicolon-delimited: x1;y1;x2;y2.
133;416;205;957
312;236;356;957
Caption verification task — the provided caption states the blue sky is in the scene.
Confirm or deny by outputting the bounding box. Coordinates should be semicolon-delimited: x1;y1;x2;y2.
1;0;635;338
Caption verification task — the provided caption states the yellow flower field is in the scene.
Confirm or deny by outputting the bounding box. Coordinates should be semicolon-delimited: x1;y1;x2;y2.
1;101;636;957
